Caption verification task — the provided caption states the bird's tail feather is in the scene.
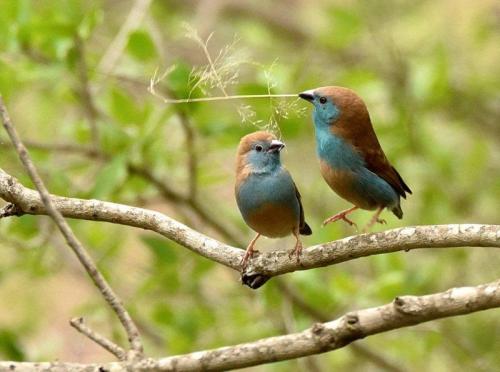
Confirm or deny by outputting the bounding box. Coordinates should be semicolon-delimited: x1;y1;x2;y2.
391;205;403;219
300;222;312;235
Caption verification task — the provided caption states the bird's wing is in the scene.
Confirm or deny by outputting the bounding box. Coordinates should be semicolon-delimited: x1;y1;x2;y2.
366;152;411;198
292;180;312;235
344;123;412;198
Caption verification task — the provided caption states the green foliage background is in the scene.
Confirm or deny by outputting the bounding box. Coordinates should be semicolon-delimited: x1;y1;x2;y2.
0;0;499;370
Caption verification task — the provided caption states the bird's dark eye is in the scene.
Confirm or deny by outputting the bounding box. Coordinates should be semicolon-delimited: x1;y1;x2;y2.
319;97;327;104
255;145;263;152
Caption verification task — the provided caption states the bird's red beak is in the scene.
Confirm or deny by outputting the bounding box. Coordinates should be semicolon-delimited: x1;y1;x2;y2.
298;90;314;102
268;140;285;153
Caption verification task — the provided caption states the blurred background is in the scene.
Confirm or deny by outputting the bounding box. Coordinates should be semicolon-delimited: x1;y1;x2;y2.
0;0;499;370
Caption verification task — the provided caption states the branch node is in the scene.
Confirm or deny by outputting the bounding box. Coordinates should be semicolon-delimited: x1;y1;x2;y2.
393;296;421;315
394;296;405;307
340;312;365;344
0;203;24;218
311;322;325;335
311;322;336;349
346;313;359;325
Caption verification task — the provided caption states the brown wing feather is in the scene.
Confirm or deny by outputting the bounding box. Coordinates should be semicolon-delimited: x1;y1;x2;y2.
362;147;412;198
293;181;312;235
333;114;412;199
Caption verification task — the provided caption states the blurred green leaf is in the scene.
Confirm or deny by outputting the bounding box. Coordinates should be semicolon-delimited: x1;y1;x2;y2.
141;236;178;265
108;87;144;124
78;8;103;39
127;30;157;61
89;154;128;198
0;330;25;361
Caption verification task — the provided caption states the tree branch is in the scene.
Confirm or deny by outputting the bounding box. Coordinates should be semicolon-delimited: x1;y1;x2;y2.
1;168;498;283
69;317;127;361
1;279;499;371
0;96;144;357
0;168;243;270
277;281;405;372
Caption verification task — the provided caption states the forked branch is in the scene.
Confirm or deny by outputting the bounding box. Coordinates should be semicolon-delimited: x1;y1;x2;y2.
0;168;498;281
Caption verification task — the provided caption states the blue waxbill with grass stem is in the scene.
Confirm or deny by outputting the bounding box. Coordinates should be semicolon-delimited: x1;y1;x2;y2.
299;86;412;230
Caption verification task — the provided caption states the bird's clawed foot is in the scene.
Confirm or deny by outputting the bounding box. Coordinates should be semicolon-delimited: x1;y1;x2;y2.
322;206;359;228
240;233;261;271
289;230;303;263
288;240;302;262
240;249;258;270
363;207;385;232
322;214;357;228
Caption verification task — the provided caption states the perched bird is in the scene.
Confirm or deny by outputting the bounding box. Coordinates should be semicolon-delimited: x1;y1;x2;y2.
299;86;411;229
235;131;312;268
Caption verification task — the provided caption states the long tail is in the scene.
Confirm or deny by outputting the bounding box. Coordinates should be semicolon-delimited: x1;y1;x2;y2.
391;204;403;219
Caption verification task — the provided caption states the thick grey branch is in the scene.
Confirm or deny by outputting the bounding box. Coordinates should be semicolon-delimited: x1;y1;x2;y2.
1;279;499;371
0;168;243;270
1;169;498;279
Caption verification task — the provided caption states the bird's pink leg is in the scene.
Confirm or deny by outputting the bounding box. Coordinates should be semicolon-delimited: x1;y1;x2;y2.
289;228;303;262
240;233;261;270
322;206;359;227
364;206;386;232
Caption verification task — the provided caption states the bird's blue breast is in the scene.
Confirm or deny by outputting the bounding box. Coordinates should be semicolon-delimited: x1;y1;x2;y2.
237;170;299;216
236;169;300;236
314;124;365;171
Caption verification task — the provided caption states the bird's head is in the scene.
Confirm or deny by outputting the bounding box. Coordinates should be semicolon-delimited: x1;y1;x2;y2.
299;86;370;130
236;131;285;174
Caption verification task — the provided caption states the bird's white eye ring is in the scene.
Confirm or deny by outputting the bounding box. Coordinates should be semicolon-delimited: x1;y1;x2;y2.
319;97;327;104
255;145;263;152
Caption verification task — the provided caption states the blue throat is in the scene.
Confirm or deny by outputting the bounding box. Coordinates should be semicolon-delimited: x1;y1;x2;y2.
246;151;281;174
312;111;365;171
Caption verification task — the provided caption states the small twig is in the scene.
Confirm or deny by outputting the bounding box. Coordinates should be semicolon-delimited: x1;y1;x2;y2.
0;96;143;357
70;317;127;361
182;118;198;199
